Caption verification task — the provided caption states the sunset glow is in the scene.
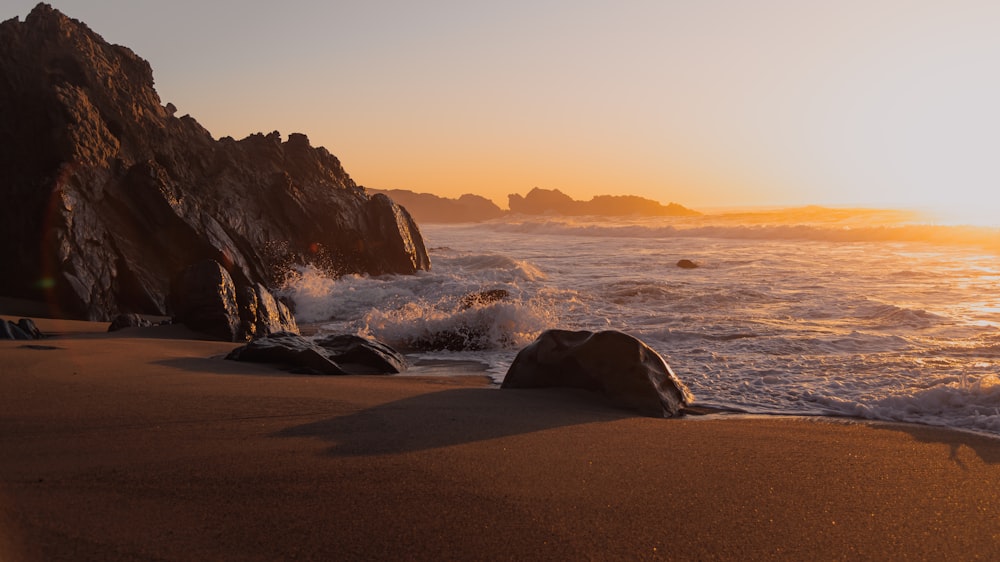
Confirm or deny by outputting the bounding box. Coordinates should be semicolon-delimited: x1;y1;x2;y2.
9;1;1000;221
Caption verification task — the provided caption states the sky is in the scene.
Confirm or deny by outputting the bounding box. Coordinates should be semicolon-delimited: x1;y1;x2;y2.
9;1;1000;222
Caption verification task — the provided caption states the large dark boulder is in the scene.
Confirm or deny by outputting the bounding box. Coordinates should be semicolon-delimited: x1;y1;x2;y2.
501;329;694;417
227;332;407;375
227;332;349;375
313;334;408;374
107;312;152;332
168;260;243;341
0;4;430;321
168;260;297;341
0;318;44;340
237;283;299;341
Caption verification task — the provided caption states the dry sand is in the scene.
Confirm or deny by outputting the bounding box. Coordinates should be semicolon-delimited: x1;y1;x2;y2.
1;316;999;560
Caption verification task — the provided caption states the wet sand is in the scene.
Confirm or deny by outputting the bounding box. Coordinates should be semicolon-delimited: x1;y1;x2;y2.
1;317;999;560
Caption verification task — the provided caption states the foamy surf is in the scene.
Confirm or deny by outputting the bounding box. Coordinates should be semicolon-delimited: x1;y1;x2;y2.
278;213;1000;436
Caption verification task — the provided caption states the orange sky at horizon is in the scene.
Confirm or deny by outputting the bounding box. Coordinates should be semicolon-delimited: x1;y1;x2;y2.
9;1;1000;225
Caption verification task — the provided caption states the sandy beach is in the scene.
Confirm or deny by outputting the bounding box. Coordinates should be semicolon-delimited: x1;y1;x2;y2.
1;317;999;560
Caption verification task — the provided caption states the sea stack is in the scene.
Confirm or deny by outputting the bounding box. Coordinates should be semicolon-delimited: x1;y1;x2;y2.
0;4;430;321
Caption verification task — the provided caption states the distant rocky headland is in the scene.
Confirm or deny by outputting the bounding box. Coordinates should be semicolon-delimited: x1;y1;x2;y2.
0;4;429;321
371;187;700;224
509;187;700;218
369;189;506;223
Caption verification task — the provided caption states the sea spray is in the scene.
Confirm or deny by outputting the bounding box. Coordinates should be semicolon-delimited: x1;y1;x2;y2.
278;214;1000;436
277;249;564;353
360;295;555;352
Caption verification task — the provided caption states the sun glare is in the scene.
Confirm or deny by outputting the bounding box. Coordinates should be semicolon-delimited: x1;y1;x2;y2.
922;203;1000;228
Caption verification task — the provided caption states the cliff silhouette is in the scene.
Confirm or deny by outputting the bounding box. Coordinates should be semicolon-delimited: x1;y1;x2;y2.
369;187;700;223
369;189;505;223
0;4;429;320
508;187;700;217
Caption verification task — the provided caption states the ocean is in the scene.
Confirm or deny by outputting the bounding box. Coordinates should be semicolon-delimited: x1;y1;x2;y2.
280;209;1000;436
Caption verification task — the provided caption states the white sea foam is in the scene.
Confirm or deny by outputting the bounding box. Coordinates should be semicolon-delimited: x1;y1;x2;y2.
278;214;1000;436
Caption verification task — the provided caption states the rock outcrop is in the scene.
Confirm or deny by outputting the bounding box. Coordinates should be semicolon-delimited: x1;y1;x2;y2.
369;189;505;223
501;329;694;417
0;4;430;321
1;318;44;340
168;260;297;341
227;332;407;375
107;313;152;332
676;259;699;269
508;187;699;217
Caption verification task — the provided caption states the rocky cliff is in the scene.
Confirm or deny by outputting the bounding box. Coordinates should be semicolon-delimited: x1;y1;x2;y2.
0;4;430;320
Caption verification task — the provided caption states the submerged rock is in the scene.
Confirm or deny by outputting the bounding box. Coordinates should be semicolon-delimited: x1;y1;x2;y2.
501;329;694;417
676;259;699;269
459;289;509;309
227;332;407;375
0;5;430;321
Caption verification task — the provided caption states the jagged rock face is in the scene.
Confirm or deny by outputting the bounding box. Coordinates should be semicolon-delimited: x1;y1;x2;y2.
168;259;299;342
0;4;430;320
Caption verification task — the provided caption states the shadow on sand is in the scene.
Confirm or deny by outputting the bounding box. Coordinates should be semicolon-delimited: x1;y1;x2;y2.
152;356;298;377
875;422;1000;466
273;387;634;457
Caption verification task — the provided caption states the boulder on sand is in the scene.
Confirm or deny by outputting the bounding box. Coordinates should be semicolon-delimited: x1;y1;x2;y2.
168;260;298;341
227;332;407;375
2;318;44;340
500;329;694;417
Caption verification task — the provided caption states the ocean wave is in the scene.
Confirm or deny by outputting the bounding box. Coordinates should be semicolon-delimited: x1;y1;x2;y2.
602;280;678;304
358;295;555;352
861;303;946;329
441;252;547;281
807;374;1000;434
486;218;1000;249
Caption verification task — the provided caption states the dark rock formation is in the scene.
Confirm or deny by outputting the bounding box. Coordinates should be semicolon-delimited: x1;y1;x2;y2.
16;318;43;339
508;187;699;217
676;259;699;269
168;260;243;341
238;283;298;341
369;189;505;223
313;334;408;375
406;326;493;352
0;4;430;321
227;332;407;375
107;312;152;332
500;329;694;417
1;318;43;340
168;260;297;341
459;288;509;309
